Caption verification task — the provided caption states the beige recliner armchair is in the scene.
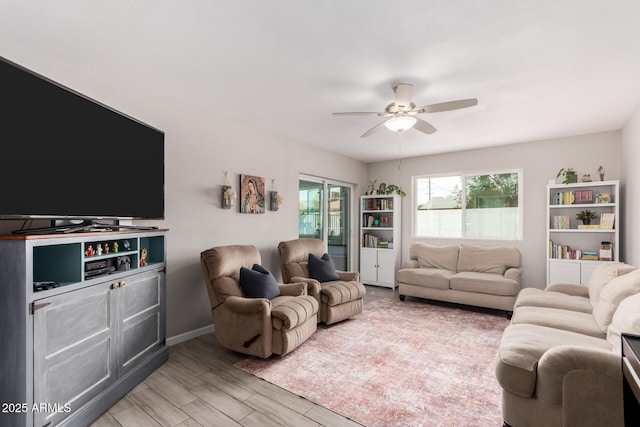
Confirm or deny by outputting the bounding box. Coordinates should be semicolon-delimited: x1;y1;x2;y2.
277;238;366;325
200;245;319;358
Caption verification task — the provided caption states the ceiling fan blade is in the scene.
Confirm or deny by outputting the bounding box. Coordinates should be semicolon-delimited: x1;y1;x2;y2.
361;121;387;138
415;98;478;114
332;112;383;116
413;117;437;134
393;83;413;109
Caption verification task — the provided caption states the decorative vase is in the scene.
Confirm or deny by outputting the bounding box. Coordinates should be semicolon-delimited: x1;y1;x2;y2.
222;185;233;209
270;191;279;211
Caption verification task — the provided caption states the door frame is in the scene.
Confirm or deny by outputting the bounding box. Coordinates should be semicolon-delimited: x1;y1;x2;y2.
299;174;356;271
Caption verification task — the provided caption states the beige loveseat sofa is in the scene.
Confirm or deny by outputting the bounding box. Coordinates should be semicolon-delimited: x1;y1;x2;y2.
495;262;640;427
397;243;522;315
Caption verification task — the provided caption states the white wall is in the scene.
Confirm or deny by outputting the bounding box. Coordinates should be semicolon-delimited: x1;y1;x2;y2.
367;131;622;290
622;107;640;266
151;114;368;338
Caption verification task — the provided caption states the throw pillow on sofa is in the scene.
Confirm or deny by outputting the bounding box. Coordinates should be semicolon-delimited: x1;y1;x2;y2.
309;253;340;282
606;292;640;353
588;262;636;308
239;264;280;299
412;242;459;271
593;269;640;332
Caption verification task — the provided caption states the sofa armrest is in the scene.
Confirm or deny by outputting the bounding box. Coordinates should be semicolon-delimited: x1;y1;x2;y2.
536;345;621;405
545;283;589;297
337;270;360;282
402;259;419;269
224;296;271;314
278;281;308;296
504;267;521;283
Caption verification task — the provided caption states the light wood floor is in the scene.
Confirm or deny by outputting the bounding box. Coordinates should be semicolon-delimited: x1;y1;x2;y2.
90;286;397;427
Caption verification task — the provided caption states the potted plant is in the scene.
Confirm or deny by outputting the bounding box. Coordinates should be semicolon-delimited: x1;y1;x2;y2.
576;209;597;225
383;184;407;197
556;168;578;184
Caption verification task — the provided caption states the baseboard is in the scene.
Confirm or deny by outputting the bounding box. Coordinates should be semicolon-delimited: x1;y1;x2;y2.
166;324;215;346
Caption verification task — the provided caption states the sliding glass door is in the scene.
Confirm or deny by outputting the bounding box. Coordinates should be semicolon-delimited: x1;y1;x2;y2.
299;177;352;271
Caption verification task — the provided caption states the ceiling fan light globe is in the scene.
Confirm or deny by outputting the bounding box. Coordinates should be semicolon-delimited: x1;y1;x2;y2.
384;115;417;133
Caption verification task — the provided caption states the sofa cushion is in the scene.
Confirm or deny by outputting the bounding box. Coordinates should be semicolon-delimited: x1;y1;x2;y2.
495;324;610;398
449;272;519;296
511;306;604;338
588;262;636;309
607;293;640;354
411;243;459;272
457;244;521;275
593;269;640;333
308;253;340;282
514;288;593;313
239;264;280;299
396;267;455;290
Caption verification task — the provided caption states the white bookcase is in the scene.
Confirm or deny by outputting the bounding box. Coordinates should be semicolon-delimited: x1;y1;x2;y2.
360;194;401;288
546;180;619;285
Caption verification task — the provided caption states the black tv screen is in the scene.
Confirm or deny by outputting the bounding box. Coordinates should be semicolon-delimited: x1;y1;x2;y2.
0;56;164;220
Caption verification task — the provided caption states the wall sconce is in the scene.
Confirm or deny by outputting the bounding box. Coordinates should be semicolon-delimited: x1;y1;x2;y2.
270;179;284;211
222;171;236;209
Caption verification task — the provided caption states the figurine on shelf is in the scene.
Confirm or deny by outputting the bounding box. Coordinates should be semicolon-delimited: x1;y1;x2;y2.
103;243;109;254
140;248;148;267
96;244;103;256
112;241;119;253
85;245;95;257
598;165;605;181
123;240;130;251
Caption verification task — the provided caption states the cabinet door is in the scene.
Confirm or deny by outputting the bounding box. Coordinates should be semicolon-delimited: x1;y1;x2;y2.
360;249;379;283
548;261;581;285
33;282;116;427
376;250;396;286
580;262;602;286
116;270;165;376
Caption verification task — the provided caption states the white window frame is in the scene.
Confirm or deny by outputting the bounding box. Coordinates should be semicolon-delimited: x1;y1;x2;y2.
412;169;523;240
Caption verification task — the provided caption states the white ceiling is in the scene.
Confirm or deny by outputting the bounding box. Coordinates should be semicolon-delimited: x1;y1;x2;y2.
2;1;640;163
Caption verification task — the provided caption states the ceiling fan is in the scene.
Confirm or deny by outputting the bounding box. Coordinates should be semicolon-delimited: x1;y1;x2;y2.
332;83;478;137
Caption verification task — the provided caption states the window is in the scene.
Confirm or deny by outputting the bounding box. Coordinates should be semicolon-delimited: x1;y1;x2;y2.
413;170;522;239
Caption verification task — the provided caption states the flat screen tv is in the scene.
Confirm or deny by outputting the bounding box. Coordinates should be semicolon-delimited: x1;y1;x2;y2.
0;56;164;224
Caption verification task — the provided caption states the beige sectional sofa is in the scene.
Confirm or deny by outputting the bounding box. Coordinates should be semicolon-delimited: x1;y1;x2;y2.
495;262;640;427
397;243;522;315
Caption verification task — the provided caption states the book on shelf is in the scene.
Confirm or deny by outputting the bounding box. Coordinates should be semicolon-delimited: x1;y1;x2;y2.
552;215;571;229
581;251;599;260
364;197;393;211
599;213;615;229
548;240;582;260
551;190;595;205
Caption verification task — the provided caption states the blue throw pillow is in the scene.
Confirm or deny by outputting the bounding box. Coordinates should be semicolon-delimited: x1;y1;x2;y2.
308;253;340;282
239;264;280;299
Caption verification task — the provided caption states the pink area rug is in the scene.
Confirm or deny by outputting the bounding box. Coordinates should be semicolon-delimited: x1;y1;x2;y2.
234;298;509;427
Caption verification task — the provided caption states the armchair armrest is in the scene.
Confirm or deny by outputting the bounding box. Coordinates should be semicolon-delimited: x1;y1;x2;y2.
536;345;620;405
545;283;589;297
337;270;360;282
291;276;320;300
278;282;308;296
224;296;271;314
504;267;521;283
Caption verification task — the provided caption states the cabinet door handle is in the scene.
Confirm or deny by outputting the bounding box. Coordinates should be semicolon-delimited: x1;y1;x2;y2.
120;281;126;288
112;282;120;289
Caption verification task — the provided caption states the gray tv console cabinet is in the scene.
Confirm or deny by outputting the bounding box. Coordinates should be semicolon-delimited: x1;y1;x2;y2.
0;229;169;427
